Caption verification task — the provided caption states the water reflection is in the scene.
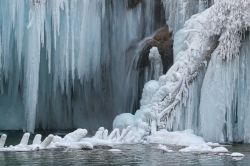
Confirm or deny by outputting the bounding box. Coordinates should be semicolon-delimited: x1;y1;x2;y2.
0;144;249;166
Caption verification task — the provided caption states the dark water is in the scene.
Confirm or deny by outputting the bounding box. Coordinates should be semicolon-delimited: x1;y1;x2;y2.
0;144;249;166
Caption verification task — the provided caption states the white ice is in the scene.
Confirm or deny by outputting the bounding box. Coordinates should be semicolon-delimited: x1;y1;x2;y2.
0;128;228;155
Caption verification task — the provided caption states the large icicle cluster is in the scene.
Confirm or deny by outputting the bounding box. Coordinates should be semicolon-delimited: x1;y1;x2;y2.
134;7;215;132
161;0;212;33
208;0;250;59
0;0;160;132
0;0;105;132
199;0;250;143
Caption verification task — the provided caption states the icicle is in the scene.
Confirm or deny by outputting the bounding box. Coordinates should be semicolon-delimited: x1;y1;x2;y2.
0;134;7;148
148;47;163;80
32;134;42;145
40;134;54;148
19;133;30;145
24;0;46;132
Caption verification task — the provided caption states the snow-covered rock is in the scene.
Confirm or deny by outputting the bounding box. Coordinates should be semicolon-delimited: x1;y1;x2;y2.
231;152;245;157
147;130;206;146
211;147;228;153
179;144;212;153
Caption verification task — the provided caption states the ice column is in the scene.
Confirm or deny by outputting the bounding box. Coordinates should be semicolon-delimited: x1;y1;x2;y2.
148;47;163;80
24;2;45;132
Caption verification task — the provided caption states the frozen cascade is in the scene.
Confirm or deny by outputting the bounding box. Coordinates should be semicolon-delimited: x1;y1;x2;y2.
1;0;250;145
131;0;250;143
200;32;250;143
24;2;46;132
0;0;165;132
161;0;213;33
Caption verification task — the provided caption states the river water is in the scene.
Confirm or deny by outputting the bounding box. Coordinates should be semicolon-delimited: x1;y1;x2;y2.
0;131;249;165
0;143;249;166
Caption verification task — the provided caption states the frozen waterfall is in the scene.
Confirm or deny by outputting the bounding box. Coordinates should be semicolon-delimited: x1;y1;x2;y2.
133;0;250;144
1;0;204;132
1;0;250;145
0;0;166;132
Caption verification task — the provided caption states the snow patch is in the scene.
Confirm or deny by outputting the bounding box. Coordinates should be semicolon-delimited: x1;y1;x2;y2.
147;130;206;146
231;152;245;157
108;149;122;152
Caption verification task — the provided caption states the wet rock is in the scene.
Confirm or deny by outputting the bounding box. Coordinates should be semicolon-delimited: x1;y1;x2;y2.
138;26;173;73
127;0;142;9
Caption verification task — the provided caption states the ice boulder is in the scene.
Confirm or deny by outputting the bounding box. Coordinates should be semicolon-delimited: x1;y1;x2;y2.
0;134;7;148
113;113;135;130
63;129;88;142
231;152;245;157
140;80;160;106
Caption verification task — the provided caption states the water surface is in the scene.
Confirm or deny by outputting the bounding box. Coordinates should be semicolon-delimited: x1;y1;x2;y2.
0;144;249;166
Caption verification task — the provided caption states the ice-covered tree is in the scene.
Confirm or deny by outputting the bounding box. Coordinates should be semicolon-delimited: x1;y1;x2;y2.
137;0;250;132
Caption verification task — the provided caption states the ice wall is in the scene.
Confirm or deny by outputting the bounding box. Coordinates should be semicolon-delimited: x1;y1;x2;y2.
157;0;250;143
0;0;165;132
132;0;250;144
199;33;250;143
162;0;213;33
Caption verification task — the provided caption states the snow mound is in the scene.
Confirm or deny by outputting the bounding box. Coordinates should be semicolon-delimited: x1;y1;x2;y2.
212;147;228;153
179;145;229;153
147;130;206;146
63;129;88;142
179;144;212;153
206;142;220;147
231;152;245;157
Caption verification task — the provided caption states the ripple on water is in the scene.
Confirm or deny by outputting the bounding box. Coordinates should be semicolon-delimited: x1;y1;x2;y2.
0;144;249;165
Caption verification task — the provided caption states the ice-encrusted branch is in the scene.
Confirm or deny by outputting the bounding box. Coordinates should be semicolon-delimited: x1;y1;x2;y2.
208;0;250;59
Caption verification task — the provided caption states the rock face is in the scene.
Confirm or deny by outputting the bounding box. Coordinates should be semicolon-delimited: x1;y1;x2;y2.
133;26;173;114
137;26;173;73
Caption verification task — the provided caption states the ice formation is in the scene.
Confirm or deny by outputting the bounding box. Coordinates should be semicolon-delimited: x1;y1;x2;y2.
231;152;245;157
128;0;250;144
231;152;245;161
162;0;213;33
0;0;250;157
148;47;163;80
131;5;217;134
0;134;7;148
0;0;163;132
0;128;228;154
